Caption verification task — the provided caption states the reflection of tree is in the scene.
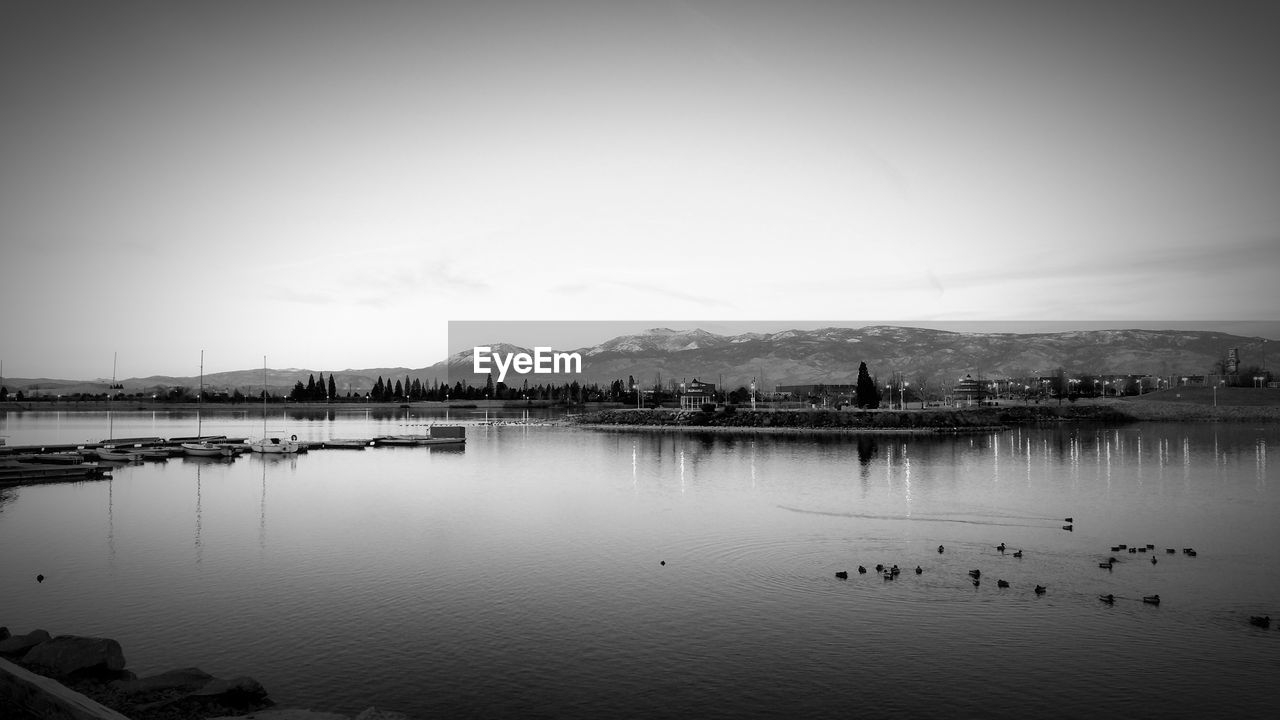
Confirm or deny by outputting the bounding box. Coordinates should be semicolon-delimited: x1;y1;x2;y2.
0;487;15;512
856;436;878;466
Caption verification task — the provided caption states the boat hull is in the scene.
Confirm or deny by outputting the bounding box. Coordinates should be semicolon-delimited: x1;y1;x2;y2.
249;437;300;454
181;443;234;458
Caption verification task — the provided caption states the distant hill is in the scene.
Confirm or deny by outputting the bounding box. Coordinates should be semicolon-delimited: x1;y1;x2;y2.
436;326;1271;390
2;326;1270;395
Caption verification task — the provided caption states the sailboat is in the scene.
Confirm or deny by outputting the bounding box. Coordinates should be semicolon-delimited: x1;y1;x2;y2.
249;357;299;454
182;351;235;457
96;353;147;462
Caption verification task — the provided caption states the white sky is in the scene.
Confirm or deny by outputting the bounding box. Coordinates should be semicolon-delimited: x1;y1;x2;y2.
3;0;1278;379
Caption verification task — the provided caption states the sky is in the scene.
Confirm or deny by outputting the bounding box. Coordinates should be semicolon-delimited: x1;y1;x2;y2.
3;0;1279;380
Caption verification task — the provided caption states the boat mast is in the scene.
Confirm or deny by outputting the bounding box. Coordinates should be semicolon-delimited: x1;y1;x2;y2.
197;350;204;437
262;355;268;436
108;352;116;441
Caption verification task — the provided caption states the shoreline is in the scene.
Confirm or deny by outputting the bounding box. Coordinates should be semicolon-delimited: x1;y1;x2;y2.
570;422;1009;436
565;399;1280;433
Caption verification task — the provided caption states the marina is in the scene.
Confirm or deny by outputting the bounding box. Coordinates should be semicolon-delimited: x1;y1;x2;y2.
0;417;467;486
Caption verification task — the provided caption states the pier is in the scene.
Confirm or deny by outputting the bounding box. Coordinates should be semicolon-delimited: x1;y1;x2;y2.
0;426;466;487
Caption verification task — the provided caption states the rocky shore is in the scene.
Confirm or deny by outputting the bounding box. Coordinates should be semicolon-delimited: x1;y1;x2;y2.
0;626;410;720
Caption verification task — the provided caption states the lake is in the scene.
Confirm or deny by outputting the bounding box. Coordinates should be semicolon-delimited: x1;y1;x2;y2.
2;409;1277;719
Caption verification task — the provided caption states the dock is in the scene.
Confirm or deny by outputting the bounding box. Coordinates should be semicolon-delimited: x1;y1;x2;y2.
0;426;465;487
0;459;110;487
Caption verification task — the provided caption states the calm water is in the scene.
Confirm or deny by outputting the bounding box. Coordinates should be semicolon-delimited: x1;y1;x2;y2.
2;411;1277;719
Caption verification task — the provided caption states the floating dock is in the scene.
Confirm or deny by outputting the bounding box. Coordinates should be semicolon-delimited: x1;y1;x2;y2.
0;459;110;487
0;427;465;486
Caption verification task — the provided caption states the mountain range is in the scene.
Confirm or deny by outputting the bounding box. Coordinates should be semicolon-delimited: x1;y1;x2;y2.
3;326;1270;396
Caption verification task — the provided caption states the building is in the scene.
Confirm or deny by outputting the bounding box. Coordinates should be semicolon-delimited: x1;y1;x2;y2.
952;375;988;406
679;378;717;410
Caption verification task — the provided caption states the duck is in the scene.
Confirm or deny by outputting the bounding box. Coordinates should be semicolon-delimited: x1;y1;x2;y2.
1118;544;1128;550
835;571;849;579
890;564;901;576
1165;548;1176;554
1151;557;1157;565
1249;615;1271;628
996;579;1010;588
1099;594;1115;604
1138;547;1147;553
1111;546;1121;552
1129;547;1137;554
1064;517;1073;523
1146;544;1155;550
883;571;894;580
1012;549;1023;558
36;574;44;583
915;566;923;575
1143;595;1161;605
876;564;884;572
972;578;980;587
858;565;867;574
1099;561;1114;570
937;544;945;554
1187;550;1198;557
996;542;1006;552
969;569;981;579
1034;585;1046;595
1062;524;1073;531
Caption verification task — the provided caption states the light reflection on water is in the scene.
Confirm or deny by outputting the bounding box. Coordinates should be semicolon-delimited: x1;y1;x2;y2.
1;413;1278;719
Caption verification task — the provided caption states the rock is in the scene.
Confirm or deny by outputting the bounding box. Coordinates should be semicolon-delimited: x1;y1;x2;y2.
0;628;52;657
207;711;349;720
355;707;413;720
135;673;271;714
111;666;214;696
192;674;269;701
22;634;126;676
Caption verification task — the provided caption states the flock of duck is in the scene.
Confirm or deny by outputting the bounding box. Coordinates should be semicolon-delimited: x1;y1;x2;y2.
832;517;1273;629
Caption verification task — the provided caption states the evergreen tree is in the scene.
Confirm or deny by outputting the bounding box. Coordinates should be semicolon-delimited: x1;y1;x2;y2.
328;373;337;401
306;374;317;400
393;379;404;399
373;376;385;401
855;361;880;409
